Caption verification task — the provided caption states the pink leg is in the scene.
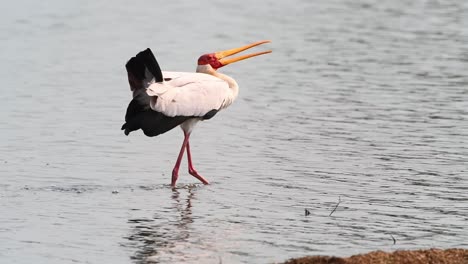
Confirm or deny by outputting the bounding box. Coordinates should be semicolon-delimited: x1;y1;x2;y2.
186;140;210;185
171;133;190;187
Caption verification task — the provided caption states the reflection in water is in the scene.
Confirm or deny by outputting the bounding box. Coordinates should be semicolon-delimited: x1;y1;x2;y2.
125;186;196;263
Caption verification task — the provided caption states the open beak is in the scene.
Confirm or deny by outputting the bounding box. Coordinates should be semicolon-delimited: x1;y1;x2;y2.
215;40;271;66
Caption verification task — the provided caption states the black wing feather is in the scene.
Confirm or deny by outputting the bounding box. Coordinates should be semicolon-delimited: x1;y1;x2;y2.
122;93;191;137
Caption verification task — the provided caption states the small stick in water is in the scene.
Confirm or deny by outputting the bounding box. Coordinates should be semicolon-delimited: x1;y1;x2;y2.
329;196;341;216
391;234;396;245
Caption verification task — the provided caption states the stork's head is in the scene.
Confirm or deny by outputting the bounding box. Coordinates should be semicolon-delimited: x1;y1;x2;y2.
197;40;271;71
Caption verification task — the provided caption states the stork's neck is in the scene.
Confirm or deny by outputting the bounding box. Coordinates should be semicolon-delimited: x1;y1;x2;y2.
196;65;239;100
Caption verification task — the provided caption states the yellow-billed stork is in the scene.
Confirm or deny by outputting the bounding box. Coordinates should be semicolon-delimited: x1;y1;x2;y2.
122;41;271;187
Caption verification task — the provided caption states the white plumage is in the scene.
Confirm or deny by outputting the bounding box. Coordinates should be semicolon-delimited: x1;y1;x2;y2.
146;71;236;117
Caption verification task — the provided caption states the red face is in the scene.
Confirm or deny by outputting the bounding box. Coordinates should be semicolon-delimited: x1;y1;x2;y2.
197;54;223;69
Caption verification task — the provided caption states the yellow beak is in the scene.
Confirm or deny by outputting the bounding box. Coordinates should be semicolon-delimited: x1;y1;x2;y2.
215;40;272;66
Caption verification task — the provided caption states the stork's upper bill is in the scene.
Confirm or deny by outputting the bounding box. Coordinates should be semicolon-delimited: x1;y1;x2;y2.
197;40;272;69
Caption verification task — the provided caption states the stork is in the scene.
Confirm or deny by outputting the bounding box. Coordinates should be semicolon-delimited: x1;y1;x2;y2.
122;41;271;187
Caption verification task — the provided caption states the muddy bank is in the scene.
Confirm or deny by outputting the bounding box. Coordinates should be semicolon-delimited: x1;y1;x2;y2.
283;248;468;264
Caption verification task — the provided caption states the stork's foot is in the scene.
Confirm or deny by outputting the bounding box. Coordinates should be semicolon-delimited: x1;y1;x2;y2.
188;168;210;185
171;169;179;187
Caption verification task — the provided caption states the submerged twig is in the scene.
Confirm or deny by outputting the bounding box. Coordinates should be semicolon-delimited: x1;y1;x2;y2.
329;196;341;216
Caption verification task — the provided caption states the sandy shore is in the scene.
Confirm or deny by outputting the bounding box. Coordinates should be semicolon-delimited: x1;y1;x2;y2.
282;248;468;264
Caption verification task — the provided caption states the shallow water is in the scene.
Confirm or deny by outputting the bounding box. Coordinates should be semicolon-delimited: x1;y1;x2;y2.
1;0;468;263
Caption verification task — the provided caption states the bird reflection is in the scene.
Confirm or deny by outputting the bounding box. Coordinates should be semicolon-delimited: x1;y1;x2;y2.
125;185;197;263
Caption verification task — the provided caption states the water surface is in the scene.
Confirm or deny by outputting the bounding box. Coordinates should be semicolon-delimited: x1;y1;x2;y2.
1;0;468;263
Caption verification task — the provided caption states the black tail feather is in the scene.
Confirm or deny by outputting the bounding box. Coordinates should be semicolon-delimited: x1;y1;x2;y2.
125;48;163;83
